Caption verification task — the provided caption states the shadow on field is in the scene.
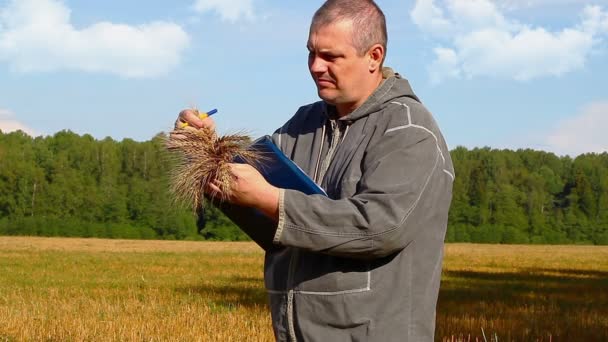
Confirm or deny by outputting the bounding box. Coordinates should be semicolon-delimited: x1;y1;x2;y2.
436;267;608;340
439;267;608;307
445;267;608;282
176;276;268;309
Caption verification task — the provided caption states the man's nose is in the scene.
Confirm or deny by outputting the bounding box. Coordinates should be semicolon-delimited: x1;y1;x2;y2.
309;56;327;74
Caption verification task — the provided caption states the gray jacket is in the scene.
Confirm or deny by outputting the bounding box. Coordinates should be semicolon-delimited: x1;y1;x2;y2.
221;70;454;341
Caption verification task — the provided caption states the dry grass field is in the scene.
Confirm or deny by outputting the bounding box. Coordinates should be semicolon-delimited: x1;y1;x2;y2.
0;237;606;341
437;244;608;341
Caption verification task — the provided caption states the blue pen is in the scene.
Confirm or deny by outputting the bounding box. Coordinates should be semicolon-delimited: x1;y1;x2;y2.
198;108;218;120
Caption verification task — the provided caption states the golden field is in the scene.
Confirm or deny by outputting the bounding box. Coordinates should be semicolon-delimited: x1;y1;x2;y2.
0;237;606;341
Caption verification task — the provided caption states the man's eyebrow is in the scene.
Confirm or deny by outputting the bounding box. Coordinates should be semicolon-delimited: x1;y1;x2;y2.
306;46;341;56
318;49;341;56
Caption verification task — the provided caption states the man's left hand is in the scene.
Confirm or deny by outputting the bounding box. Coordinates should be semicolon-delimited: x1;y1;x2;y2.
211;163;280;221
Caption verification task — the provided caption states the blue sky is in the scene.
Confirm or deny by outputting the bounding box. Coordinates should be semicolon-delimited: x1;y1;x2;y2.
0;0;607;156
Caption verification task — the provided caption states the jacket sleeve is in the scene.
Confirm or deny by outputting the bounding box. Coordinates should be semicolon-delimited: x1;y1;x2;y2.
208;125;290;252
273;125;450;260
216;203;280;252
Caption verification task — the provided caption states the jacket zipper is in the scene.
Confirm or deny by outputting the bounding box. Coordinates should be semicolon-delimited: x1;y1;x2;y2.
286;119;328;342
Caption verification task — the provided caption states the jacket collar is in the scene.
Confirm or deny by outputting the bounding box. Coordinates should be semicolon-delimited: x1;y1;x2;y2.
322;67;420;124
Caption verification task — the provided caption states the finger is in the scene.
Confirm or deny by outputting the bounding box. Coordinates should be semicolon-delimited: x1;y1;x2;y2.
226;164;244;181
176;112;216;130
206;181;222;197
211;179;223;188
177;109;205;129
175;114;191;130
174;118;187;130
210;179;235;203
200;117;216;130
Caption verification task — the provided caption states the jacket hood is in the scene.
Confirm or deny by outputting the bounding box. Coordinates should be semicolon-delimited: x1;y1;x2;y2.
323;67;421;123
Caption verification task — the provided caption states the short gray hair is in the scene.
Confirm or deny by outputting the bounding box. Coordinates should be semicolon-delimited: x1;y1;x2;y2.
311;0;387;58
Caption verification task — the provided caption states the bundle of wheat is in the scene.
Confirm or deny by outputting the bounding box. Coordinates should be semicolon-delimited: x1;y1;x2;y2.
165;127;258;210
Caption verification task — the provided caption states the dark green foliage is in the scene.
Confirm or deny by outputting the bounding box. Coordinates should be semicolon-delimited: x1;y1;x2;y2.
446;146;608;245
1;130;607;244
0;130;245;241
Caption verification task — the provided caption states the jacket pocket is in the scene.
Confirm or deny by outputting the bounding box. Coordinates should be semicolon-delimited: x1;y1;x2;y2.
293;252;370;295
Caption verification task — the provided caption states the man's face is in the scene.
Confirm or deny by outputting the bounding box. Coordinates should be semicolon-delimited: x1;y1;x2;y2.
307;20;371;113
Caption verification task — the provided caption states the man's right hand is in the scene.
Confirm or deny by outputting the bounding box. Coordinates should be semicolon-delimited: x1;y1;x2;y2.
175;109;216;131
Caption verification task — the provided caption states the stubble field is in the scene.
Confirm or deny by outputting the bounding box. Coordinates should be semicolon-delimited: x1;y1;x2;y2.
0;237;606;341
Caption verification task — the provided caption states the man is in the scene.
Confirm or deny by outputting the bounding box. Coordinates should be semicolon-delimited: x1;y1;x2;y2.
176;0;454;340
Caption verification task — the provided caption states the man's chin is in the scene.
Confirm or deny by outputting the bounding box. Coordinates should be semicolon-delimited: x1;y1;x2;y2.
317;89;338;104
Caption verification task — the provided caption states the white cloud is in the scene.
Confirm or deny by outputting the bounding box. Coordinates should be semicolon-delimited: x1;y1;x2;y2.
0;0;190;78
192;0;255;22
411;0;608;83
429;47;461;83
445;0;514;31
544;101;608;156
496;0;608;12
581;5;608;34
410;0;453;37
0;109;37;136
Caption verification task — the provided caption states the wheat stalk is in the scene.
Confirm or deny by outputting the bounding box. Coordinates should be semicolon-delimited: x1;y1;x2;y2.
165;127;260;210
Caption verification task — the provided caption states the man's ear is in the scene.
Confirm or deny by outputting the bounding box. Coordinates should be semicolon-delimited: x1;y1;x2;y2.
368;44;385;73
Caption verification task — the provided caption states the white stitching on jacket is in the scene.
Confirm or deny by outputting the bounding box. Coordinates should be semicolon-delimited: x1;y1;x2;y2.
273;189;286;244
387;101;455;180
313;120;326;184
274;268;371;296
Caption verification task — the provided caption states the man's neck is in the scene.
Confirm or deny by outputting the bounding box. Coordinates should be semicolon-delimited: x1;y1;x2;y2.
336;73;384;117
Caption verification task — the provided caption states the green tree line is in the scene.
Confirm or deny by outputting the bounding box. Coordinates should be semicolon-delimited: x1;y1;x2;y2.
1;130;607;244
0;130;245;241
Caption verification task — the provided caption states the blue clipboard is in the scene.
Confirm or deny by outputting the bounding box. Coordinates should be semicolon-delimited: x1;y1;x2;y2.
235;135;327;196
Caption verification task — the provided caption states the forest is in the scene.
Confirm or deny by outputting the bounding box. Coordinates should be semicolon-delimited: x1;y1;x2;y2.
1;130;607;244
